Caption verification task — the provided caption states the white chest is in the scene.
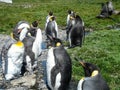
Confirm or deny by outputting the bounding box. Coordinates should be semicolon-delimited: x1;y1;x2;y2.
46;48;55;89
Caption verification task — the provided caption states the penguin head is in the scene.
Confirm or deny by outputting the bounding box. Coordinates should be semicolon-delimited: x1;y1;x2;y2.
68;10;72;14
80;61;100;77
47;35;62;47
49;16;55;21
13;28;23;41
75;15;83;23
69;11;76;20
49;11;53;16
31;21;38;27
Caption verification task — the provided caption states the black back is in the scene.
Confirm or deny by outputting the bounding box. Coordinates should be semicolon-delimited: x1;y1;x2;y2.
46;19;57;39
70;15;85;47
51;46;72;90
83;74;110;90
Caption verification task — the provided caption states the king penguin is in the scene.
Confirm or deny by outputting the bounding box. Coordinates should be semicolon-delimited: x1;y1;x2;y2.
22;27;42;74
66;10;75;29
66;10;76;41
69;15;85;48
77;61;110;90
46;36;72;90
45;16;58;39
1;38;25;80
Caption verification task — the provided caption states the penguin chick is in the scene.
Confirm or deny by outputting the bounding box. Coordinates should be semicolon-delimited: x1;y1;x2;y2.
46;37;72;90
77;61;110;90
1;40;25;80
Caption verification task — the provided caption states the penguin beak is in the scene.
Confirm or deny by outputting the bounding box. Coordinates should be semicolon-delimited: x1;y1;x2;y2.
17;29;22;34
79;61;86;67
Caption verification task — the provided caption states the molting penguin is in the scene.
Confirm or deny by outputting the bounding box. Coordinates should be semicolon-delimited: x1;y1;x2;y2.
45;16;58;39
69;15;85;48
12;21;30;41
22;27;42;74
1;38;25;80
77;61;110;90
46;36;72;90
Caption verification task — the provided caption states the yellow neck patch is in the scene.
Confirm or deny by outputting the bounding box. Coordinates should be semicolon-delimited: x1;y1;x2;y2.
81;77;85;80
15;41;24;47
70;16;74;20
56;42;61;47
49;16;54;21
91;70;99;77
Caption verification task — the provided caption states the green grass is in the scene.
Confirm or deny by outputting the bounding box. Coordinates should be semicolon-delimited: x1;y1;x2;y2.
0;0;120;90
0;0;120;34
68;30;120;90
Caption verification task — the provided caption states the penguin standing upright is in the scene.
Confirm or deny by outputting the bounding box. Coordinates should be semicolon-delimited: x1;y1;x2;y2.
69;15;85;48
77;61;110;90
22;28;42;74
46;36;72;90
1;38;25;80
66;10;76;41
45;16;58;39
66;10;75;29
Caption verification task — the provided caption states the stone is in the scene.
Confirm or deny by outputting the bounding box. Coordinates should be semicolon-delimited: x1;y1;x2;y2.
10;74;36;88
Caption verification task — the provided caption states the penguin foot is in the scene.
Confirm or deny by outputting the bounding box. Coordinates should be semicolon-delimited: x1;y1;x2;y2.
5;74;14;81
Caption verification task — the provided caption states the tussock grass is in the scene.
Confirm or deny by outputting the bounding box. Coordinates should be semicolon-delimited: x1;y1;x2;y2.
68;30;120;90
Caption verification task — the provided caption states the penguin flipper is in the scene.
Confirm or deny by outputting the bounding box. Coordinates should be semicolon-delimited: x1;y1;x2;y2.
51;65;60;88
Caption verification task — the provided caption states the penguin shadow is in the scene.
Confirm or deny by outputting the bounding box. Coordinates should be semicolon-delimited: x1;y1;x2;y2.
41;60;50;89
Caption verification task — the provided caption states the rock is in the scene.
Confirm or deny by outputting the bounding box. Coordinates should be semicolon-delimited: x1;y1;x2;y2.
7;86;29;90
10;74;36;88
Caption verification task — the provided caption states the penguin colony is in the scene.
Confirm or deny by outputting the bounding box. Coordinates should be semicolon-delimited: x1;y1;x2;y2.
1;1;116;89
